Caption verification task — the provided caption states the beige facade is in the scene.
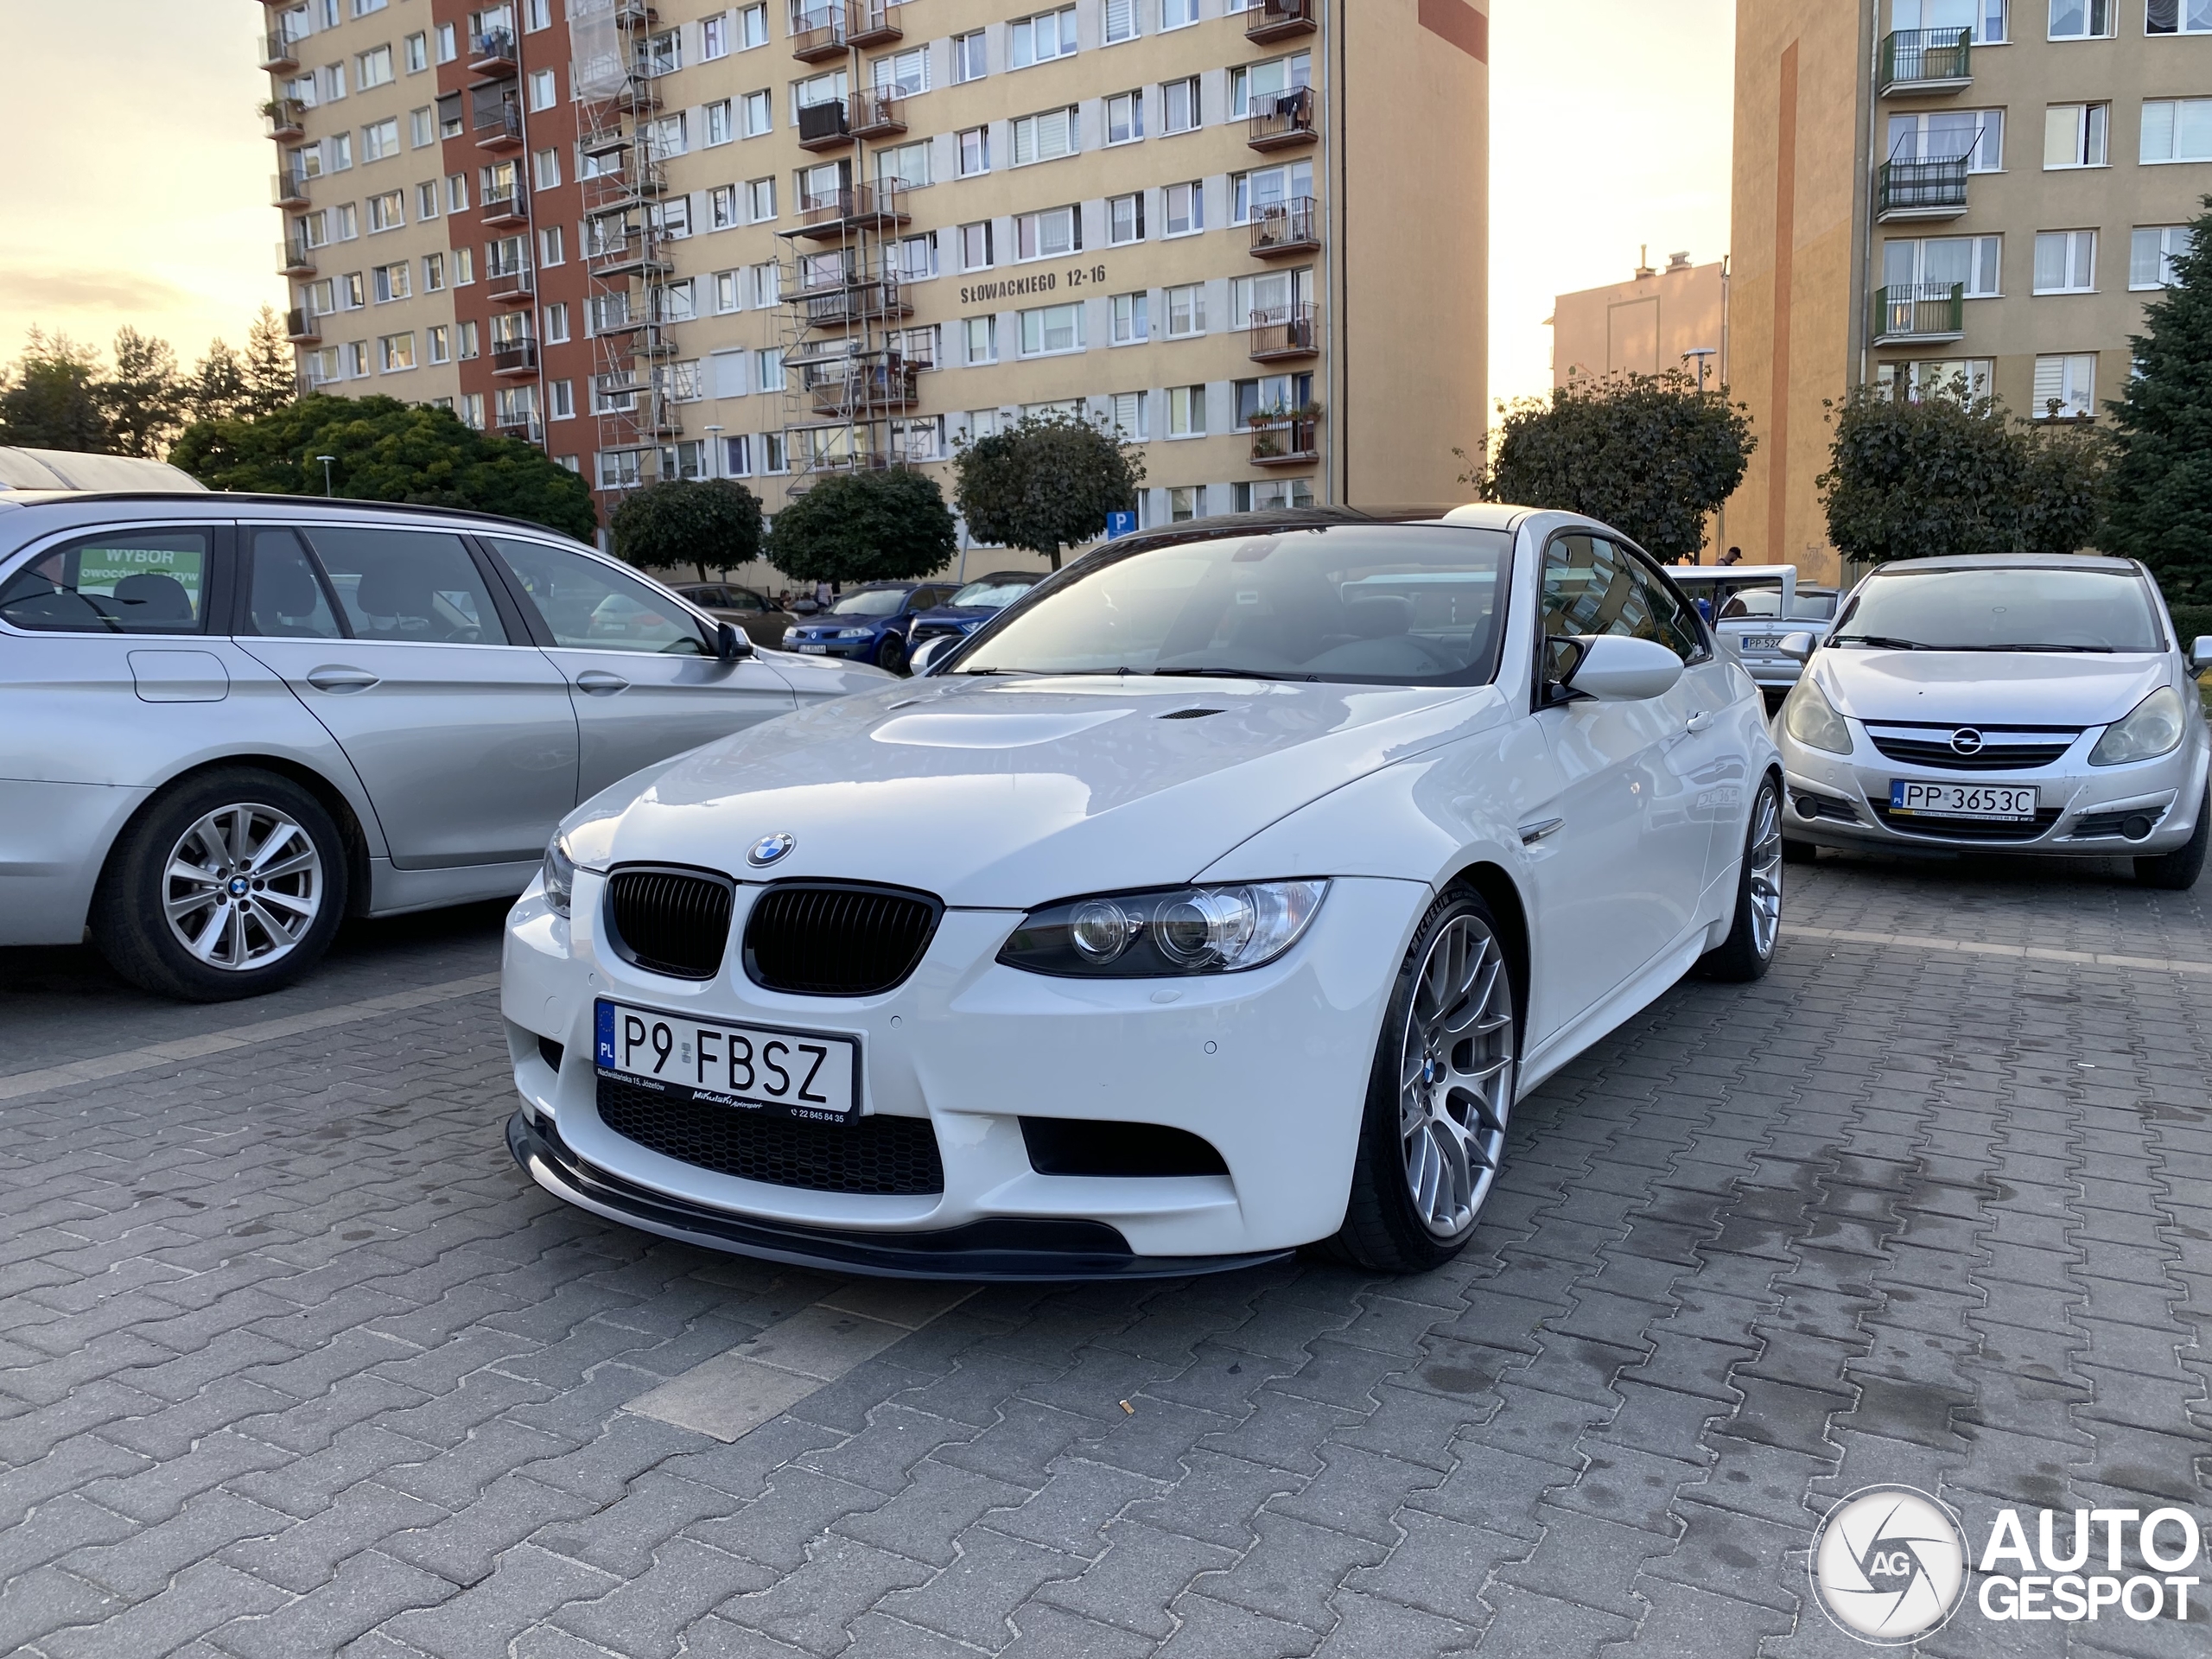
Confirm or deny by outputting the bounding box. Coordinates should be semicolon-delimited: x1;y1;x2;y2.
266;0;463;407
1728;0;2212;585
1549;252;1726;388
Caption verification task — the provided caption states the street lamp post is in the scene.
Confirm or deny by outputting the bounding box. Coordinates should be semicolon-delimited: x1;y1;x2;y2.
315;454;336;495
1682;347;1718;396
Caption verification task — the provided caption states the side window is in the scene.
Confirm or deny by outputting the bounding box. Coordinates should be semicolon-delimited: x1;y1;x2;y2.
0;527;216;634
243;528;342;639
301;526;508;645
1540;535;1703;660
487;537;708;655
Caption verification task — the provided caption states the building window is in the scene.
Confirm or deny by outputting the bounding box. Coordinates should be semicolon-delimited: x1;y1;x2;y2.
739;3;768;48
1165;283;1205;337
410;107;435;148
448;172;470;213
762;432;788;474
647;112;689;159
874;141;930;188
1894;0;2008;35
1876;359;1995;403
896;233;938;281
2033;229;2096;293
1161;0;1199;29
427;324;450;363
416;181;441;220
659;441;707;481
1166;385;1205;436
661;360;703;404
378;332;415;372
1888;110;2003;171
1012;106;1079;164
874;47;929;95
533;147;561;189
1019;302;1085;356
1882;233;2002;296
435;22;457;61
539;225;564;265
334;203;359;240
958;220;994;270
1111;291;1149;343
2147;0;2212;31
404;31;429;72
952;29;988;81
2130;225;2195;288
643;28;682;73
454;247;474;285
711;184;738;228
372;260;410;301
1014;205;1080;259
365;190;404;232
527;67;556;111
704;99;733;146
1168;485;1200;521
746;177;777;220
958;126;990;175
326;131;353;172
1011;7;1078;67
362;118;400;162
756;347;785;391
458;318;480;357
598;450;643;489
1232;54;1310;118
1161;76;1200;135
338;271;365;309
2032;353;2097;419
423;251;445;290
723;434;752;476
1164;181;1205;236
743;89;772;136
2047;0;2111;35
544;301;570;342
2141;99;2212;163
2044;102;2109;168
1235;161;1314;222
1107;91;1145;145
702;13;729;57
1236;480;1315;512
660;279;697;322
524;0;551;29
749;261;779;306
963;315;997;364
356;45;393;89
1107;0;1140;41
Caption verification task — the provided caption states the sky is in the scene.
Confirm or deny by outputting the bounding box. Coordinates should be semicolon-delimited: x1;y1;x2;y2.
0;0;1733;410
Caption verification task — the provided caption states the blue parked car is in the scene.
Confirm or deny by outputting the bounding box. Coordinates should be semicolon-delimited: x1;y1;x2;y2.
779;581;957;673
905;570;1047;660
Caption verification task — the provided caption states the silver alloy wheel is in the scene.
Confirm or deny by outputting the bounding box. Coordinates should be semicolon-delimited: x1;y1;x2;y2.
1398;913;1516;1239
1747;783;1784;961
162;803;324;972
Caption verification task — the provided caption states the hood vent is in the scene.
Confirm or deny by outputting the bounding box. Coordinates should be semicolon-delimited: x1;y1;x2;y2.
1160;707;1225;721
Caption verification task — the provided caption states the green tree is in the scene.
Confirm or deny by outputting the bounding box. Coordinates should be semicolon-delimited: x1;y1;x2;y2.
170;393;596;540
609;478;766;582
952;410;1144;570
186;339;252;425
766;467;957;586
241;305;299;421
0;330;109;452
98;327;188;458
1470;370;1755;563
2103;194;2212;607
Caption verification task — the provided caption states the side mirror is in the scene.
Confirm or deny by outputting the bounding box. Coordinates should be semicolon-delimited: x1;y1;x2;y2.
909;635;959;677
715;622;751;662
1778;631;1816;663
2192;635;2210;672
1562;634;1685;702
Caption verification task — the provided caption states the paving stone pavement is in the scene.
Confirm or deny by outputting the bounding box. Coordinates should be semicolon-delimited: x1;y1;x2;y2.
1;851;2206;1659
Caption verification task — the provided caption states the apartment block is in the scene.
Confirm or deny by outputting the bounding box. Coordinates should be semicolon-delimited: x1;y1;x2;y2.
1549;251;1727;387
262;0;1489;544
1729;0;2212;581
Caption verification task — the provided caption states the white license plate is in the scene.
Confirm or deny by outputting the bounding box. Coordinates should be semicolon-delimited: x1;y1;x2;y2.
1740;635;1783;652
797;643;831;654
1888;781;2039;821
594;1000;859;1123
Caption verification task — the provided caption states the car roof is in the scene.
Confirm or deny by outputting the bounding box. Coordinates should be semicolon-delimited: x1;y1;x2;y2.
0;489;591;541
956;569;1044;585
1092;504;1502;561
1871;553;2140;574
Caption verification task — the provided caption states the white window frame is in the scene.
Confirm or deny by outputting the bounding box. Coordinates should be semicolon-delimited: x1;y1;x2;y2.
1164;180;1205;237
2047;0;2112;36
1010;7;1078;67
1108;191;1145;245
1161;76;1200;135
1011;106;1080;165
2140;98;2212;164
1106;0;1140;41
2032;228;2097;293
952;29;988;81
958;125;990;176
1014;205;1081;261
2146;0;2212;32
1110;290;1149;343
1164;282;1206;338
1106;90;1145;145
1018;302;1086;357
2031;353;2097;419
2044;102;2109;168
963;315;998;365
1166;384;1205;437
2129;225;2194;289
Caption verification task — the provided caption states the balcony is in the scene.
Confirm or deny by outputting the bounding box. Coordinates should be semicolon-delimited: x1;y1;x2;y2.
613;0;657;26
805;356;920;416
1249;303;1319;362
475;99;525;151
632;324;679;359
1876;156;1969;221
1245;0;1316;41
286;307;321;344
802;280;911;328
469;28;518;75
1249;415;1320;467
272;168;311;208
277;238;316;276
481;185;530;226
486;264;536;303
791;181;910;238
849;4;902;47
264;97;308;140
851;91;906;139
587;238;672;279
492;338;541;376
1249;87;1319;151
1871;282;1965;346
1249;196;1319;257
261;30;300;71
497;415;546;444
797;98;853;151
790;3;851;61
1879;28;1971;96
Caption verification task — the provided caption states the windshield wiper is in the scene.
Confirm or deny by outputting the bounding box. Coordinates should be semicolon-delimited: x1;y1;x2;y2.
1147;666;1316;683
1926;643;2119;654
1832;634;1928;650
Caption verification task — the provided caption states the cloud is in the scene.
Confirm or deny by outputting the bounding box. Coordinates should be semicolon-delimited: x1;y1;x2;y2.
0;268;200;318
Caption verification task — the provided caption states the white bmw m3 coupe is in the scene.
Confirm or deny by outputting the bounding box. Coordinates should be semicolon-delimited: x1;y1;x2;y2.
501;507;1785;1278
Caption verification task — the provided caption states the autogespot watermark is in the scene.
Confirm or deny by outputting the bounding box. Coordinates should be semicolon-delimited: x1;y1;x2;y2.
1808;1485;2206;1645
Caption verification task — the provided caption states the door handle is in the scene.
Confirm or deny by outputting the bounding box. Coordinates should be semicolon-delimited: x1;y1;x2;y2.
1685;710;1715;734
575;671;630;696
305;666;378;693
1519;817;1566;846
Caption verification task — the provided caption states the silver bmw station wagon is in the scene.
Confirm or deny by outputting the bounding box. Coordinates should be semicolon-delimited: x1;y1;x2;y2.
0;493;886;1001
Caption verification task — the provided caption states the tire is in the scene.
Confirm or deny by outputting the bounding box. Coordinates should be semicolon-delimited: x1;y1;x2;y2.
1325;887;1519;1274
1699;774;1785;983
2136;788;2209;891
876;632;909;676
92;768;348;1002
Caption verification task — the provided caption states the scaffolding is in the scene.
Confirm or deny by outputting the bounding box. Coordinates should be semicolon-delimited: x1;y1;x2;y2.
573;0;676;496
774;175;919;484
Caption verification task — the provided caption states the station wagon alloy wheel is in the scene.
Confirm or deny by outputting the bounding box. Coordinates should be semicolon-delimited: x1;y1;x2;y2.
162;804;325;970
1399;911;1516;1240
1747;783;1784;960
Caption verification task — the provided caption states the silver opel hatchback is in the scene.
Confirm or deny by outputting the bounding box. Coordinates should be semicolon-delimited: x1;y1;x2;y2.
0;493;886;1000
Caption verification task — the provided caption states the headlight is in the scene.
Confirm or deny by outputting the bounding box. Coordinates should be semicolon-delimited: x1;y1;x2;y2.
999;880;1330;978
542;832;578;918
836;627;873;640
2090;685;2189;766
1782;679;1853;755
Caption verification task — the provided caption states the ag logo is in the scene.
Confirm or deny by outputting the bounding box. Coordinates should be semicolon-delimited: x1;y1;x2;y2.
1808;1484;1969;1645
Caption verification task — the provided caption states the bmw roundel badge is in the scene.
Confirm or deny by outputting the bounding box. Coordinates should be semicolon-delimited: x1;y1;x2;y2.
747;832;797;868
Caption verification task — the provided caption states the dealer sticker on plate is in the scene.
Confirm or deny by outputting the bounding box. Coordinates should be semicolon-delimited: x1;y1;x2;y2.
1888;781;2039;821
594;999;860;1123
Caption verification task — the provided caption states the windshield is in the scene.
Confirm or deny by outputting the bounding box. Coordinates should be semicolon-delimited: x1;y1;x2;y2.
1712;588;1837;621
955;524;1514;685
830;588;910;617
1834;566;2163;652
950;579;1034;608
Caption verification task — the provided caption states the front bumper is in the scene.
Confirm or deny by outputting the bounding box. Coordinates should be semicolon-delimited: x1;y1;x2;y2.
781;635;879;660
501;872;1430;1274
1777;726;2208;855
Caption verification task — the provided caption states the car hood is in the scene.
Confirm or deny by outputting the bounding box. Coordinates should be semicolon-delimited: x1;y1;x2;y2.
1815;649;2171;727
566;675;1507;906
